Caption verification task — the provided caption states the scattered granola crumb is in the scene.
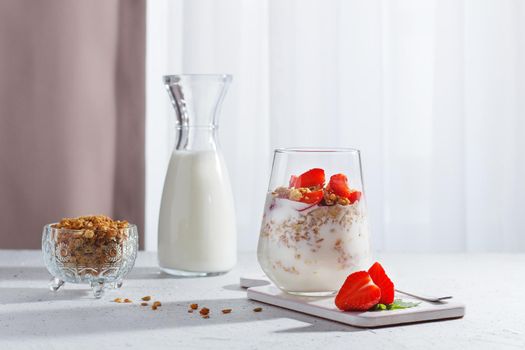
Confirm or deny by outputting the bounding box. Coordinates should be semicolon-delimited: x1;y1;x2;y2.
188;310;193;313
202;315;210;319
113;298;122;303
124;298;132;303
199;307;210;316
141;302;148;306
152;301;162;307
141;296;151;301
190;303;198;310
152;305;158;310
253;307;263;312
221;308;232;314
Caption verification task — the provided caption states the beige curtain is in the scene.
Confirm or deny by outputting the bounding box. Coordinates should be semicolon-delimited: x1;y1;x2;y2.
0;0;145;249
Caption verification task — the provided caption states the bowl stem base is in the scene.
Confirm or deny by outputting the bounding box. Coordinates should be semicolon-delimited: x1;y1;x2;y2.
90;280;105;298
49;277;65;292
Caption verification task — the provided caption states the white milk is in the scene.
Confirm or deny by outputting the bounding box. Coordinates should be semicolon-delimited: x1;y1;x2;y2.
158;150;237;274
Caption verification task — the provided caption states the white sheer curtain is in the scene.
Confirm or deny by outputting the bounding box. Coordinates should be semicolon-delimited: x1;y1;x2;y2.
145;0;525;252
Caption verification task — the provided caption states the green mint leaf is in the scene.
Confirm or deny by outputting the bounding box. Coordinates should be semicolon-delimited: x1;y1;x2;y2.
371;303;387;311
370;299;420;312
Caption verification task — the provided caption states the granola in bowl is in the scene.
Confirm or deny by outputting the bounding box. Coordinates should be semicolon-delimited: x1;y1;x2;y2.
257;168;370;295
51;215;131;268
42;215;138;298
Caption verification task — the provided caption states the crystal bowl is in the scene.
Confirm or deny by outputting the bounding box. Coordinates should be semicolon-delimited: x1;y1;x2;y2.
42;223;138;298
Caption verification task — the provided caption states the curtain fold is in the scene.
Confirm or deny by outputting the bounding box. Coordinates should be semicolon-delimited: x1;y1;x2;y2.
146;0;525;252
0;0;145;249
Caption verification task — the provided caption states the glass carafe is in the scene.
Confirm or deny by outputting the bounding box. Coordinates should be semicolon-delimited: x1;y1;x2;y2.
158;74;237;276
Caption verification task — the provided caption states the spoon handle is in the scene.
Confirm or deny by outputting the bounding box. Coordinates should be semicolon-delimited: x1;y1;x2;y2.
395;288;453;303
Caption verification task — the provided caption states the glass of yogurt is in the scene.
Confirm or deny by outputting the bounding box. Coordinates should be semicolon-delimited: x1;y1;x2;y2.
257;148;371;296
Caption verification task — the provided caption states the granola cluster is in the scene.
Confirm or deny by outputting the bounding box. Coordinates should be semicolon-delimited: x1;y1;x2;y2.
53;215;129;237
51;215;130;268
273;187;351;206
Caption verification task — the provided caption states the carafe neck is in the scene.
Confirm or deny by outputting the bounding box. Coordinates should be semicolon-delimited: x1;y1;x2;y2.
175;126;219;151
164;74;231;128
164;74;231;152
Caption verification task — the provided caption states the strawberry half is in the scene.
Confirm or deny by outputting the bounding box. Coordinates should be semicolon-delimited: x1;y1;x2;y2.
335;271;381;311
368;262;395;304
289;168;325;188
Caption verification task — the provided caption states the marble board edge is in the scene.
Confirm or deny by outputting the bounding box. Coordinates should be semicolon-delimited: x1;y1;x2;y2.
247;285;465;328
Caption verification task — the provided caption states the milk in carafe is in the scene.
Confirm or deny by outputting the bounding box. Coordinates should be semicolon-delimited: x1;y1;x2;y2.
158;74;237;276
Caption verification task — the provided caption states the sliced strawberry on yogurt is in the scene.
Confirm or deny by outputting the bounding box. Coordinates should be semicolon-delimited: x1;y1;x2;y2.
289;175;299;188
298;189;324;204
347;190;361;204
328;173;361;204
289;168;325;189
335;271;381;311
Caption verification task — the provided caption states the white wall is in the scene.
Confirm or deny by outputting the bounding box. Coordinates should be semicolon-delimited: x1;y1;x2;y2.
146;0;525;253
145;0;271;252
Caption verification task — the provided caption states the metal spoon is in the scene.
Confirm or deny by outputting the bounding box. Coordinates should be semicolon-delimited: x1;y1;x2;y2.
395;288;453;303
240;276;453;303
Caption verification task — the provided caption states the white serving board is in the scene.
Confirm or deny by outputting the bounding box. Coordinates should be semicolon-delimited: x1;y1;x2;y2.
241;275;465;328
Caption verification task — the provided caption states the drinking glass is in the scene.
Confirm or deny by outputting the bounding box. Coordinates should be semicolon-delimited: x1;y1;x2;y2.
257;148;371;296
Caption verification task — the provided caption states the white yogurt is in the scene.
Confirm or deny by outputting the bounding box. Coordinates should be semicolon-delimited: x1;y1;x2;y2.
257;194;370;293
158;150;237;274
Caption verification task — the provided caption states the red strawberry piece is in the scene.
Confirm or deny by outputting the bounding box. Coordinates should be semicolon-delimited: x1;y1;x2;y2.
298;189;324;204
368;262;395;305
335;271;381;311
328;174;362;204
328;173;352;197
347;190;362;204
290;168;325;188
289;175;299;188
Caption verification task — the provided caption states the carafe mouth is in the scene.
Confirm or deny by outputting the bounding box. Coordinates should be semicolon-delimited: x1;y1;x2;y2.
163;74;232;128
163;74;232;85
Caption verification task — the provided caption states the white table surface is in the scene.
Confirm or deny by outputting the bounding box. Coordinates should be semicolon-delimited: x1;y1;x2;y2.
0;250;523;350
